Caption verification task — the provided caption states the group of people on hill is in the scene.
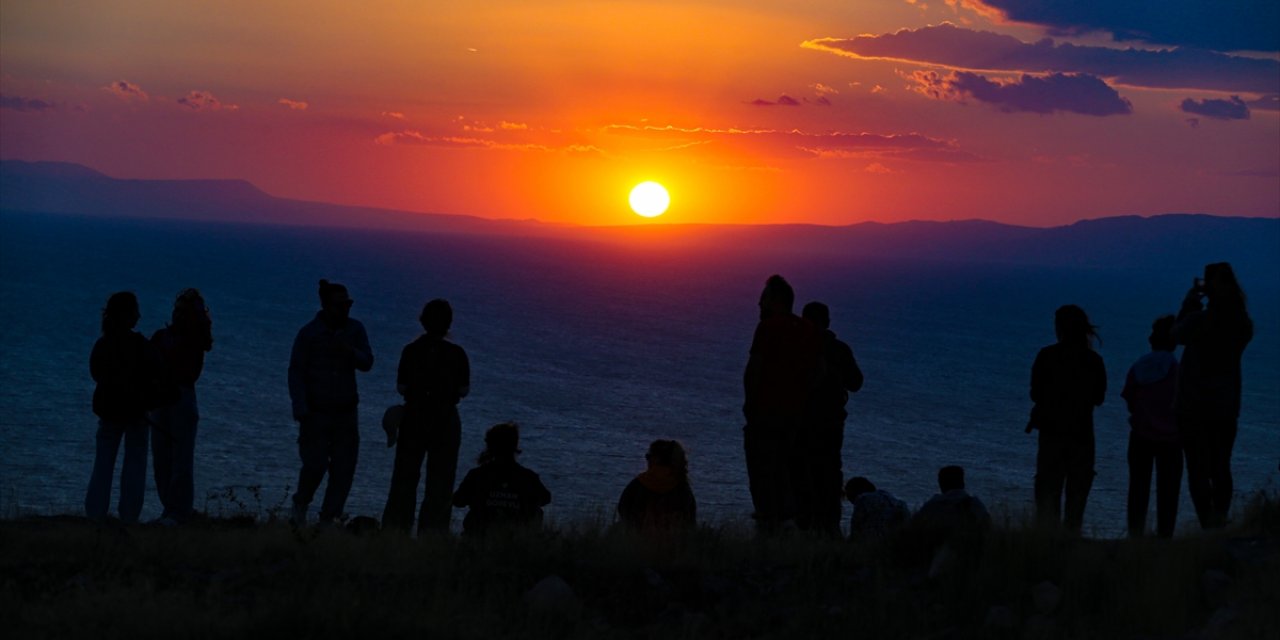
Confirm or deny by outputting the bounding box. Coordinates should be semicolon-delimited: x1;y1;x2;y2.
85;261;1252;539
1026;262;1253;537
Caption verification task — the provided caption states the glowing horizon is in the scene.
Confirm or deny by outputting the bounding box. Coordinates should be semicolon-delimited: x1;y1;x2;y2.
1;1;1276;227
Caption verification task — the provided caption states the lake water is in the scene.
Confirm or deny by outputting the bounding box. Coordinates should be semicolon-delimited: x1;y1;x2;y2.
1;212;1276;537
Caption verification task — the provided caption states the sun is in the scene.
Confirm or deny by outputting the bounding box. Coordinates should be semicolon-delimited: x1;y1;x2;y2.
629;181;670;218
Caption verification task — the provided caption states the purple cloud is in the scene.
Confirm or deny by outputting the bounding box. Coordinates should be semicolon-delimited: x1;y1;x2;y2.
803;23;1279;93
910;70;1133;115
103;80;148;101
176;90;237;111
970;0;1279;53
0;94;56;113
1248;94;1279;111
748;94;802;107
1180;96;1250;120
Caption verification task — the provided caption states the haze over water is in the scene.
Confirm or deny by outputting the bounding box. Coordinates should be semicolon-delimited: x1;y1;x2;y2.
1;212;1276;537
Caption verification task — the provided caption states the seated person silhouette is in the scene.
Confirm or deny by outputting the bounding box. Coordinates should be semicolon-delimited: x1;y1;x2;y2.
452;422;551;535
617;439;697;533
845;476;910;541
911;465;991;536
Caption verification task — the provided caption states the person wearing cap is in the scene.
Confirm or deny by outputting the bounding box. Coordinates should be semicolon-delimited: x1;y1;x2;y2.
452;422;550;535
147;288;214;526
287;279;373;527
382;298;470;534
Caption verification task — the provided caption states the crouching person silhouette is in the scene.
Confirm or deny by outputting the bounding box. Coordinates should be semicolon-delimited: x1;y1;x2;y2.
453;423;551;535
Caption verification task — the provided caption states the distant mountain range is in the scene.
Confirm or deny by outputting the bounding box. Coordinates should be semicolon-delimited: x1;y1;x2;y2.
3;159;1277;274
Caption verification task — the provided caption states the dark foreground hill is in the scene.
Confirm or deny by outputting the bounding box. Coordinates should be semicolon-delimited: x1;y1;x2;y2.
2;496;1278;639
3;159;1278;276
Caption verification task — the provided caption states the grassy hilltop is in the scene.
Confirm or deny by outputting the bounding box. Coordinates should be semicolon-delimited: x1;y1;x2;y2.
3;497;1278;639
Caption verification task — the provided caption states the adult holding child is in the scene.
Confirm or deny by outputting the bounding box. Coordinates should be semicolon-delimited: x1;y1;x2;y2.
383;298;470;534
1028;304;1106;533
148;288;213;526
287;279;373;527
1172;263;1252;530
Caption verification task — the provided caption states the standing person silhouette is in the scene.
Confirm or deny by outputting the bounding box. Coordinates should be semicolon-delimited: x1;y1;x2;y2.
1121;315;1181;538
148;289;213;526
383;299;470;534
85;292;157;524
1029;305;1106;533
743;275;821;533
1173;263;1253;530
288;280;373;527
798;301;863;536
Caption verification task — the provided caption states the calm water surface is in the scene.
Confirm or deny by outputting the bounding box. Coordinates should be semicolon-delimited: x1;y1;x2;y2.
1;213;1276;536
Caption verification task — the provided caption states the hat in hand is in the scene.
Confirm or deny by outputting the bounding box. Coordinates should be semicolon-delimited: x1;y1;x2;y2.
381;404;404;448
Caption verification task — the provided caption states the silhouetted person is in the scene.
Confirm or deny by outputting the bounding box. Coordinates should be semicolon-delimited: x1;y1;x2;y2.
845;476;909;541
1029;304;1106;533
911;465;991;534
288;279;373;526
798;301;863;535
453;422;551;535
1122;315;1182;538
147;288;213;526
617;439;697;533
743;275;821;532
1173;263;1253;530
383;299;470;534
86;292;157;524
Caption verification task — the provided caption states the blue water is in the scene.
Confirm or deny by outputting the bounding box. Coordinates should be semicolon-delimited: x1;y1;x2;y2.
1;212;1277;536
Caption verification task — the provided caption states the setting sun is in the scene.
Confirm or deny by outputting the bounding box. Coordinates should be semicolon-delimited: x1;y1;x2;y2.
629;181;670;218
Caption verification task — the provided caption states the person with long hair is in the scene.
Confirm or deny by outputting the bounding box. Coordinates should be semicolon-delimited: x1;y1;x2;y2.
617;439;697;533
85;292;156;523
452;423;551;535
147;288;213;525
1029;304;1106;533
1173;262;1253;530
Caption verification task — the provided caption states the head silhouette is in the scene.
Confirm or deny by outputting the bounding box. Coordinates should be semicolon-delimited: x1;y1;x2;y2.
420;298;453;336
1204;262;1247;312
802;301;830;330
844;476;876;503
646;439;689;481
1149;314;1176;352
480;422;521;464
102;291;140;335
1054;304;1099;349
938;465;965;493
172;288;207;325
318;279;352;323
759;274;795;320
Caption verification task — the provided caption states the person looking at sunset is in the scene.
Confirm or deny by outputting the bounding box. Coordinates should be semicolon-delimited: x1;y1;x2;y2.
452;422;551;535
1172;262;1253;530
1029;305;1106;533
743;275;822;533
85;291;158;524
383;298;470;535
147;288;213;526
799;301;863;536
287;279;374;527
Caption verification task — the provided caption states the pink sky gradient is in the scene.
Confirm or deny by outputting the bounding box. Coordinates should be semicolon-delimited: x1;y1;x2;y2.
2;1;1276;226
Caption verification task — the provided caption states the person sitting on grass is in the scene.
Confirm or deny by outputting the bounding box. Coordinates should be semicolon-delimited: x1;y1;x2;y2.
912;465;991;535
617;439;697;533
845;476;910;541
452;422;551;535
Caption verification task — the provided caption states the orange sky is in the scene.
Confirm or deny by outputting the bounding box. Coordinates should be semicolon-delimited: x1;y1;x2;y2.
2;1;1277;226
